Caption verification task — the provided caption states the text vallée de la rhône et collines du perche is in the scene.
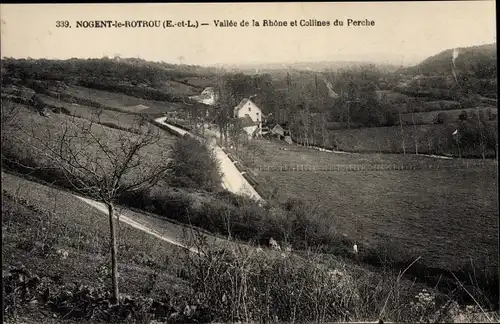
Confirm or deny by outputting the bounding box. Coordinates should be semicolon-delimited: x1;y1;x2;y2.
213;19;375;27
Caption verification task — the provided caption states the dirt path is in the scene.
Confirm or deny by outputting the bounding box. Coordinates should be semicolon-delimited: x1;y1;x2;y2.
2;172;271;259
75;196;203;255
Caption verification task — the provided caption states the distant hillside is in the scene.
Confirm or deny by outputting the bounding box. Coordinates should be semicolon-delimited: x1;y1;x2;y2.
1;58;220;102
398;43;497;98
406;43;497;79
225;61;399;74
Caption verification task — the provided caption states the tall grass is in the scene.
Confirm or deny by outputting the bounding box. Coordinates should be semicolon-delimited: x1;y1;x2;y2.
178;232;464;323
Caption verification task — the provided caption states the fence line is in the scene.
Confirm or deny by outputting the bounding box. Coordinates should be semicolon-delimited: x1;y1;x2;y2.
255;161;494;172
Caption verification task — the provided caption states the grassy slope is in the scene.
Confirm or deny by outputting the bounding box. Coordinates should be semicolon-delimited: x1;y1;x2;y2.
329;124;494;155
235;138;498;167
257;167;498;271
37;95;146;130
0;172;413;323
2;172;188;290
2;171;192;322
400;107;498;125
62;86;181;114
4;104;176;180
231;139;498;270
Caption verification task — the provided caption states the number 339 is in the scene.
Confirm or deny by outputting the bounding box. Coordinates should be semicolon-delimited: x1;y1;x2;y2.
56;21;70;28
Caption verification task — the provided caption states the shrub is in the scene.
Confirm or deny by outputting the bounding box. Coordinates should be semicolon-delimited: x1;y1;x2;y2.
458;110;468;121
434;112;446;124
167;135;222;192
179;238;458;323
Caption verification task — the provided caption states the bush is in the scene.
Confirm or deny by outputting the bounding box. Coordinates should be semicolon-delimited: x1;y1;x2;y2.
180;238;459;323
458;110;468;121
168;135;222;192
457;120;498;157
434;112;446;124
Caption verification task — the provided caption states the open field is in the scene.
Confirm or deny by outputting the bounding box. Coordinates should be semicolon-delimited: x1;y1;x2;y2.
3;104;176;183
229;136;498;298
231;138;498;169
158;80;200;97
179;76;219;90
400;107;498;125
256;168;498;272
36;95;147;131
329;123;497;156
62;86;181;114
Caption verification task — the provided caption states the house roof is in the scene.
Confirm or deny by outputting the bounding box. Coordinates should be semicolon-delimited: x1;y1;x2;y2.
234;98;251;115
238;115;259;128
233;98;269;118
271;124;284;132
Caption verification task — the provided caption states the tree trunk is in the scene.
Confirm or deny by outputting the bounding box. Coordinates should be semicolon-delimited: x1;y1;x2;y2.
412;112;418;155
107;202;119;304
399;111;406;154
347;103;351;130
221;125;225;146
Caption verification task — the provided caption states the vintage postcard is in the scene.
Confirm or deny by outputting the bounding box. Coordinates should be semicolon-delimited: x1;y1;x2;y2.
1;2;498;323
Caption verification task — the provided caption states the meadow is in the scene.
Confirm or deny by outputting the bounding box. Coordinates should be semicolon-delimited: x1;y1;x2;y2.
38;95;148;131
329;123;497;156
400;107;497;125
229;136;498;303
256;167;498;272
62;86;181;114
2;103;176;187
232;138;498;169
157;79;200;97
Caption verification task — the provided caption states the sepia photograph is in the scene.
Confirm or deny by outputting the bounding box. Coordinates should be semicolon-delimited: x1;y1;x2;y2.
1;2;498;323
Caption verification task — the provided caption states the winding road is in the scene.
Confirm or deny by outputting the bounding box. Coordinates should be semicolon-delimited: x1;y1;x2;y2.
154;117;263;202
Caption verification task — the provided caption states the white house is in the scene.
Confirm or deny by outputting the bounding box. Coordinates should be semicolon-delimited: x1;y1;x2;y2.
188;87;218;106
233;98;264;138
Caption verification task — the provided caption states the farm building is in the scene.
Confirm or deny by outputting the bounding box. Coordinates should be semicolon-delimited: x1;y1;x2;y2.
233;98;266;138
269;124;293;144
188;87;219;106
237;115;260;139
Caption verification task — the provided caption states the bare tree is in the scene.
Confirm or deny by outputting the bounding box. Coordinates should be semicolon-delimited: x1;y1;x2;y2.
409;99;419;155
17;113;170;304
320;112;328;148
398;108;406;155
227;118;244;157
476;110;488;160
214;71;237;147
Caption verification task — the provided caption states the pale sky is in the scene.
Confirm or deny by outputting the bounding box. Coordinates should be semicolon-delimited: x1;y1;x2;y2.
0;2;496;66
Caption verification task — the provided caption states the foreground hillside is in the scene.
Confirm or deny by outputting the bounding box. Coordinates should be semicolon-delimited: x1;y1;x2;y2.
5;171;498;323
